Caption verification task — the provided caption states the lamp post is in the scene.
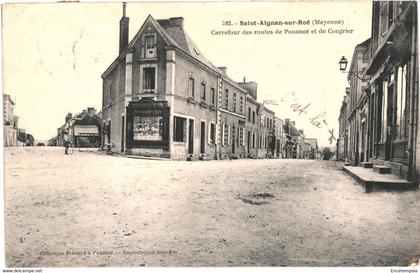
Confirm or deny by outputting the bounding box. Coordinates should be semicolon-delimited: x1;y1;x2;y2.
338;56;368;81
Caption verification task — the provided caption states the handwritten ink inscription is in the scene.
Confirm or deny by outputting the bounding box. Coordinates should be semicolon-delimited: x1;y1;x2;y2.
281;91;336;144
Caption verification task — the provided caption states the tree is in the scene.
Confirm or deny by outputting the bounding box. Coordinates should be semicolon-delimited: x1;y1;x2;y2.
47;137;58;146
322;147;333;161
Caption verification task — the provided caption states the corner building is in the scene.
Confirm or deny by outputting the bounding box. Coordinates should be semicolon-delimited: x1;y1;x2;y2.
101;8;278;160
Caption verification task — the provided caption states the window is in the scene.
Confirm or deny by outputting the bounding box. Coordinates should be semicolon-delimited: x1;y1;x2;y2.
133;116;162;141
252;111;255;124
224;89;229;109
143;67;156;92
239;96;244;114
233;93;237;112
388;2;394;27
144;34;156;58
379;2;390;40
248;107;251;122
188;77;195;99
174;117;186;142
396;65;408;140
209;123;216;144
145;34;156;49
201;83;206;102
223;123;229;146
211;88;216;105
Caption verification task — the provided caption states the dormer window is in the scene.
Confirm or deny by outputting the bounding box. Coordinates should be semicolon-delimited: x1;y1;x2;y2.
144;34;157;58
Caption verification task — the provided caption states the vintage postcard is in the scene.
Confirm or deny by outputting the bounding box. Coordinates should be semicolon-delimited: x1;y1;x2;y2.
1;0;419;270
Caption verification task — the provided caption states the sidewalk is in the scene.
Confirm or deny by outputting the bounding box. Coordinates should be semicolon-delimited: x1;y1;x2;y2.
343;165;417;193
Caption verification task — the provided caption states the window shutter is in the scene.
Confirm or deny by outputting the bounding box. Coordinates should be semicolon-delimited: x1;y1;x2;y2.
228;125;231;146
222;124;225;146
208;123;211;144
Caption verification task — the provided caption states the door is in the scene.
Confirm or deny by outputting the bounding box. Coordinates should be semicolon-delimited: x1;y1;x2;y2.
200;121;205;154
361;120;366;162
188;119;194;154
355;131;359;165
385;83;394;161
247;131;251;154
108;120;111;144
121;116;125;153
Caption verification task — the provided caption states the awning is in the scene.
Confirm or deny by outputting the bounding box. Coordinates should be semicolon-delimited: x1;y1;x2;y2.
74;125;99;136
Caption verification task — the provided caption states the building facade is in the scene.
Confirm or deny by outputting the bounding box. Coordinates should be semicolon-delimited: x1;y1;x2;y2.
57;108;102;148
336;89;349;161
3;94;18;147
283;119;302;159
346;39;370;165
101;7;281;160
338;1;419;183
274;117;285;159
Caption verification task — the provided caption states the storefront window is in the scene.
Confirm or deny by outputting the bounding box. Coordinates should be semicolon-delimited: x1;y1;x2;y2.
133;116;162;141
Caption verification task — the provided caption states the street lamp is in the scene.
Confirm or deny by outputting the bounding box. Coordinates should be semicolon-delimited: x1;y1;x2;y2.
338;56;367;81
338;56;348;72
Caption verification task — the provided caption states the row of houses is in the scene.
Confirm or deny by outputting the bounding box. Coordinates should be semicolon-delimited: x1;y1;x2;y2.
54;107;102;148
3;94;34;147
100;6;319;160
283;119;320;159
337;1;419;183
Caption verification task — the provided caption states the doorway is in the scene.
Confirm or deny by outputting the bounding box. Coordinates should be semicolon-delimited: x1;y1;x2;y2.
200;121;205;154
247;131;251;155
385;83;394;161
188;119;194;154
121;116;125;153
361;120;366;162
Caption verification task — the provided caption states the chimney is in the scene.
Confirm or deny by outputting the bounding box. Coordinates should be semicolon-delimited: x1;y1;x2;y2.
65;113;72;123
291;121;296;126
169;17;184;28
218;66;227;75
87;107;96;117
157;17;184;28
119;2;129;54
238;80;258;100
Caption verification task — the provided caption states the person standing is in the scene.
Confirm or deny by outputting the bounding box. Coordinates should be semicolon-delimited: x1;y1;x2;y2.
63;129;71;155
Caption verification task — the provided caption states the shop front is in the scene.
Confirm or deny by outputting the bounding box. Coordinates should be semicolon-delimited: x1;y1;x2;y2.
125;99;170;158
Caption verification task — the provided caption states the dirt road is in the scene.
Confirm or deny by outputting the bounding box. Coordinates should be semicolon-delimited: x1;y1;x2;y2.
4;147;419;267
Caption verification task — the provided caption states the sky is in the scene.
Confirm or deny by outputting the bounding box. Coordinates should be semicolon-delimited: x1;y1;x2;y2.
2;1;372;146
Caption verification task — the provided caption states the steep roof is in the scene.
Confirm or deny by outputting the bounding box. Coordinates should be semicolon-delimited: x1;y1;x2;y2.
3;94;15;105
156;17;224;73
305;138;318;149
102;15;224;79
284;122;301;137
